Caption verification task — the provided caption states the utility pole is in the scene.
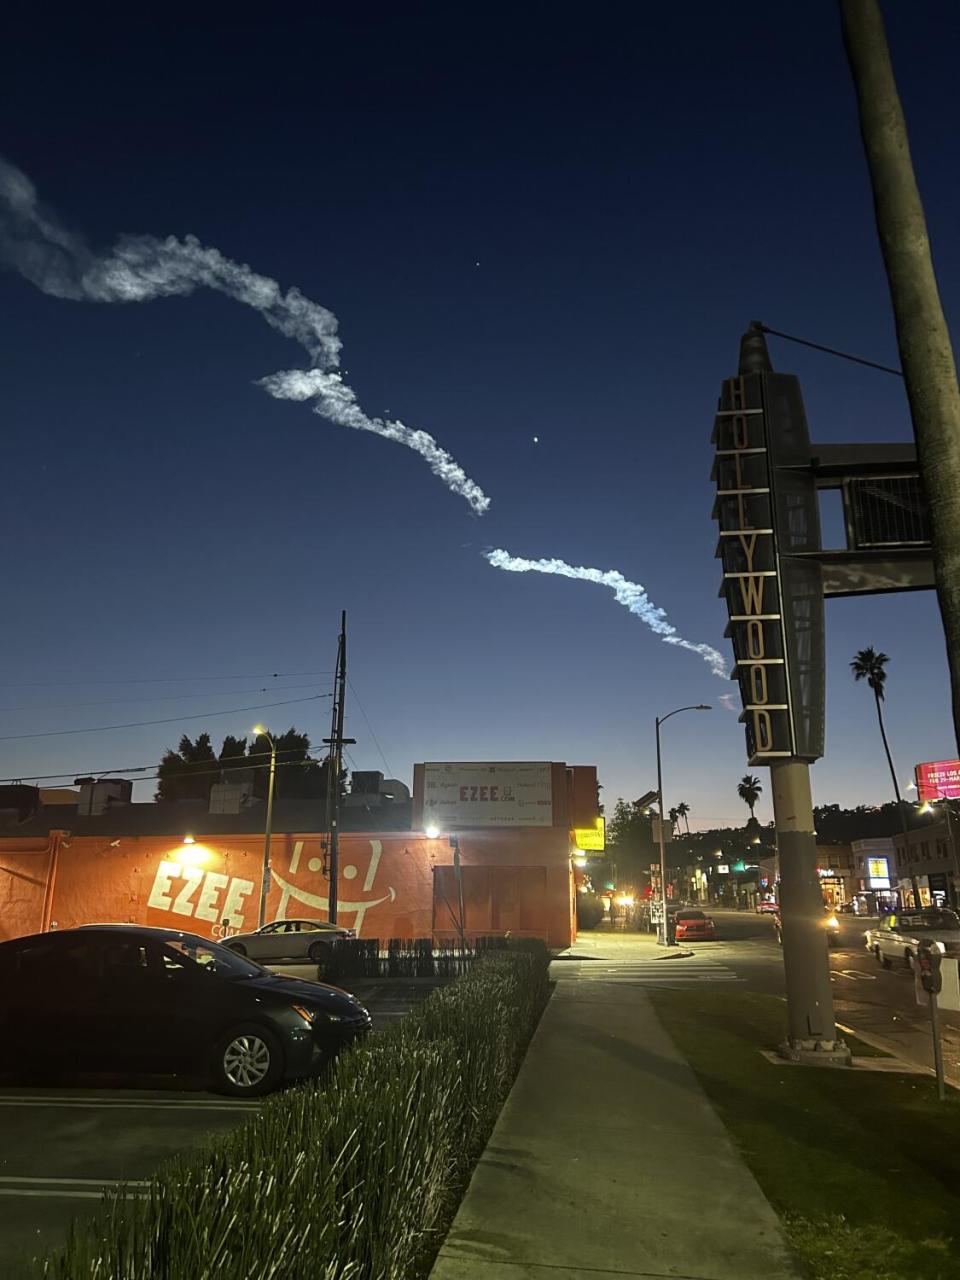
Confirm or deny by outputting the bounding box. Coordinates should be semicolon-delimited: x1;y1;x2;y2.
323;610;355;925
770;760;842;1053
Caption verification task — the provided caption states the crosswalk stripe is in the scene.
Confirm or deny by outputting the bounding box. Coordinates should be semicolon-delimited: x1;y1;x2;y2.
557;957;743;986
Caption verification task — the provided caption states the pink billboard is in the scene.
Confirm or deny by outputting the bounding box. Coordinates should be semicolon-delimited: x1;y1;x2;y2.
916;759;960;802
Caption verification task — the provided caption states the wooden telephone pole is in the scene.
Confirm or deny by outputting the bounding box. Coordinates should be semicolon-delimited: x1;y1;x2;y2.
323;610;355;925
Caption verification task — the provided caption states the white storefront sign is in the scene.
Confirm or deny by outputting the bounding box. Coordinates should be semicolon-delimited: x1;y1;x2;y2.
422;762;553;829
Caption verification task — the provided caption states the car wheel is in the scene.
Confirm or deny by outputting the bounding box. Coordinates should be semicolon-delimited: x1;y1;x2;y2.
905;950;914;970
308;940;331;964
880;951;892;969
211;1025;283;1097
227;942;247;957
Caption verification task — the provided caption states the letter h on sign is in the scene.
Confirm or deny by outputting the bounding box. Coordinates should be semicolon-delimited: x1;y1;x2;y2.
712;368;825;764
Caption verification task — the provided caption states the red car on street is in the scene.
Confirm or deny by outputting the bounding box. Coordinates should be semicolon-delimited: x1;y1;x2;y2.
673;910;717;941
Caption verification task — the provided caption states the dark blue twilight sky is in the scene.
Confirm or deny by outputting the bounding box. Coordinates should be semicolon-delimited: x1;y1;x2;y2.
2;3;959;829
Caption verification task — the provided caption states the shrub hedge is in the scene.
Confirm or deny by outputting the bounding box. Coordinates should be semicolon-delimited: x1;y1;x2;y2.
38;940;550;1280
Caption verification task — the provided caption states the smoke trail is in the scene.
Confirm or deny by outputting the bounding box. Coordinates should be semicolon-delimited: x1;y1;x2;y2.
0;157;490;514
485;548;729;679
260;369;490;515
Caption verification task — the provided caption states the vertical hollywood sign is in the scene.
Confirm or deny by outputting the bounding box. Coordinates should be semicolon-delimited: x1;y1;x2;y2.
713;374;795;762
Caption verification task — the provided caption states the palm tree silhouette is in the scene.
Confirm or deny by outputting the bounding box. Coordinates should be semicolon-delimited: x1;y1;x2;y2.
850;648;901;806
737;775;762;822
668;806;680;836
851;646;921;907
675;801;691;834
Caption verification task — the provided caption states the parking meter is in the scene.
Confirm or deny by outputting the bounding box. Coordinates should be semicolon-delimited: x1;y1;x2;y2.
917;939;944;995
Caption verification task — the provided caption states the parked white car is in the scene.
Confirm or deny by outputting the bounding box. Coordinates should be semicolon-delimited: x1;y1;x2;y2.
224;918;355;963
865;908;960;970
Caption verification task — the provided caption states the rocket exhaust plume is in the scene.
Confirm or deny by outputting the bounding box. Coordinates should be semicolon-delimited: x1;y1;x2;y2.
0;157;490;515
485;548;729;679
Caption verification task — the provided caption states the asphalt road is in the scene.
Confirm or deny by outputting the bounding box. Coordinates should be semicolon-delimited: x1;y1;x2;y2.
0;972;435;1279
684;908;960;1084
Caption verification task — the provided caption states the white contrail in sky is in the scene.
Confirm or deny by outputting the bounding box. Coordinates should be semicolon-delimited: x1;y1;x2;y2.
485;549;729;679
259;368;490;516
0;157;490;514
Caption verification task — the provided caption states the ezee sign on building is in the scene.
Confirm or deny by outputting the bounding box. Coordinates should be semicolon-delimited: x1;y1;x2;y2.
421;762;553;828
712;368;825;764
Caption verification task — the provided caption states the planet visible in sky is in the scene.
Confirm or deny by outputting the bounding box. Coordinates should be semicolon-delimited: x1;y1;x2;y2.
532;436;539;443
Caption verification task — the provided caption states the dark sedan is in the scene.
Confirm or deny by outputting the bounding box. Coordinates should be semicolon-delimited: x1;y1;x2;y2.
0;925;372;1097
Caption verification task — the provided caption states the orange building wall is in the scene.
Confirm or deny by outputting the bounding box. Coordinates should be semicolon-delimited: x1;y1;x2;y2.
0;826;575;949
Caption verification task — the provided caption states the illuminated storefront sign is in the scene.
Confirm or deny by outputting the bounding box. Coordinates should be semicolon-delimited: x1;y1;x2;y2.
867;855;891;889
572;816;605;851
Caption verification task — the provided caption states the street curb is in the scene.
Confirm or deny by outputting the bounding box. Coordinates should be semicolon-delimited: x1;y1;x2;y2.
835;1020;960;1091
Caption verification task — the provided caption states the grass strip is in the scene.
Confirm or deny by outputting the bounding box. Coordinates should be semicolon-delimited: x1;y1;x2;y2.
649;989;960;1280
37;941;550;1280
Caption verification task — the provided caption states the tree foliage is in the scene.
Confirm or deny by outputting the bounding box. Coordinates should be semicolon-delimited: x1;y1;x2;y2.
156;727;336;803
605;797;658;888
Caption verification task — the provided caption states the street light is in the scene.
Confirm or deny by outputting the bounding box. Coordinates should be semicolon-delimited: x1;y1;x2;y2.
251;726;278;929
656;704;711;945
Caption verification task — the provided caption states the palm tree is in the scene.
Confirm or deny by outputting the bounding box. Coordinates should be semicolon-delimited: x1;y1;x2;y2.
737;775;762;822
841;2;960;752
675;801;691;834
668;806;680;836
851;646;921;907
850;648;902;805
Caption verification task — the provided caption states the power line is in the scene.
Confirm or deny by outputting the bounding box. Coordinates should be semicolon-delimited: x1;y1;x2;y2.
0;684;323;714
0;746;333;786
347;679;393;776
758;323;903;378
0;693;332;743
0;670;334;689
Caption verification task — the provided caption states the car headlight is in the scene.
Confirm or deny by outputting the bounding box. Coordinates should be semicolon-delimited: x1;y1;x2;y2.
826;915;839;929
292;1004;350;1025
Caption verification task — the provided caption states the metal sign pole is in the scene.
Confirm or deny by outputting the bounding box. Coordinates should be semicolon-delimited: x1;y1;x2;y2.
930;989;946;1102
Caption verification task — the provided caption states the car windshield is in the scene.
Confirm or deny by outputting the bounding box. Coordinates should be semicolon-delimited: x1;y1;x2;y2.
677;912;705;920
161;937;265;979
900;911;960;932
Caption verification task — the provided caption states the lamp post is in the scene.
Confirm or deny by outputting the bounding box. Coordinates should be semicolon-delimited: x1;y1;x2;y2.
252;726;278;930
656;705;711;945
425;826;466;958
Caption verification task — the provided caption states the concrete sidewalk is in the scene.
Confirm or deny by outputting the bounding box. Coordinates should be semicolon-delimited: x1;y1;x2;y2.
430;935;798;1280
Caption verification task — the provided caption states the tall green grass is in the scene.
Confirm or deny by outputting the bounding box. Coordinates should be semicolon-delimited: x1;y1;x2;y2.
39;943;549;1280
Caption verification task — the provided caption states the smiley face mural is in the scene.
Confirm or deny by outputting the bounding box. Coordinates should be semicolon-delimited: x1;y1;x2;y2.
266;835;434;938
270;838;396;933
